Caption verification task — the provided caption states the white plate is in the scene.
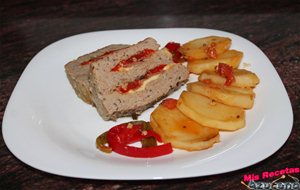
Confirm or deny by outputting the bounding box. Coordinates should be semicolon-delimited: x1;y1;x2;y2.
2;28;293;180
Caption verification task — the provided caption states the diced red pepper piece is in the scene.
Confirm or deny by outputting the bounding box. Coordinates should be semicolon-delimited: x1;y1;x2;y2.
160;98;178;110
165;42;181;52
216;63;235;86
165;42;183;63
205;42;217;59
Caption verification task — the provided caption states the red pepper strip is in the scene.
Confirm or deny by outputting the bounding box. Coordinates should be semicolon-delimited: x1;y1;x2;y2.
142;130;163;143
106;123;173;158
109;143;173;158
145;64;167;77
80;50;116;66
215;63;235;86
111;49;156;71
118;80;141;94
107;123;142;144
117;64;167;94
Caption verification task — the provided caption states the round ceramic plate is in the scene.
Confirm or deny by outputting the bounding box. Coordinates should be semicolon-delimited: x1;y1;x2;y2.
2;28;293;180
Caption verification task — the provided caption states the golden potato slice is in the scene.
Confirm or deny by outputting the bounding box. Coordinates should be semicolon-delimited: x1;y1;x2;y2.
187;81;255;109
187;50;243;74
180;36;231;60
150;100;219;151
177;91;245;131
199;69;260;88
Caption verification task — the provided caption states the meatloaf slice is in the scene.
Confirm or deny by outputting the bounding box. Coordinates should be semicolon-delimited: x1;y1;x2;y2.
91;63;189;121
90;48;173;95
65;44;128;104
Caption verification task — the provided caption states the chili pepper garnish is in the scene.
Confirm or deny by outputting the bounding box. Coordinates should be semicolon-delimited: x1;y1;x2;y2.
96;131;112;153
215;63;235;86
96;121;173;158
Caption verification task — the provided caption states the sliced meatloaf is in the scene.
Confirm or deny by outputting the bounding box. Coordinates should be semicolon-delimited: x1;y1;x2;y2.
65;44;128;104
91;63;189;120
89;37;189;120
89;37;161;95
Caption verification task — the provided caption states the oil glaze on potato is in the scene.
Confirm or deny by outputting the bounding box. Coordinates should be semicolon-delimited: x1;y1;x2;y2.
150;102;220;151
199;69;260;88
180;36;231;60
187;50;243;74
177;91;245;131
187;81;255;109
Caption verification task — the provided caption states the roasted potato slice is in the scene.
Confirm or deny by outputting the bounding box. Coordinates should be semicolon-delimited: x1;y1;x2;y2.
180;36;231;60
177;91;245;131
199;69;260;88
187;81;255;109
150;99;220;151
187;50;243;74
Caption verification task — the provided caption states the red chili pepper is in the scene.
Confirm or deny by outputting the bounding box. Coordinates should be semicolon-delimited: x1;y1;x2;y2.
106;122;173;158
165;42;183;63
216;63;235;86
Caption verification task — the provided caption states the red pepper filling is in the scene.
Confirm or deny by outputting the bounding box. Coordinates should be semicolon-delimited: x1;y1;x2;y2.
80;50;116;66
205;42;217;59
111;49;156;71
118;80;141;94
215;63;235;86
165;42;183;63
117;64;167;93
106;122;173;158
145;64;167;77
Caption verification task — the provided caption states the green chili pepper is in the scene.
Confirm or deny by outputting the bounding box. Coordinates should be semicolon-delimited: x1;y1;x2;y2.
96;131;112;153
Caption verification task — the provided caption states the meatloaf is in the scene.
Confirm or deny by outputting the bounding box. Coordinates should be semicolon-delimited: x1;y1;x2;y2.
89;37;189;120
65;44;129;104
